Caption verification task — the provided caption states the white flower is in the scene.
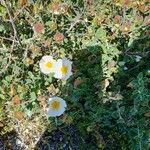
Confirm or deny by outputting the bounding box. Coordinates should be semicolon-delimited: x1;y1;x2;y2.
54;57;73;80
39;55;56;74
47;97;67;117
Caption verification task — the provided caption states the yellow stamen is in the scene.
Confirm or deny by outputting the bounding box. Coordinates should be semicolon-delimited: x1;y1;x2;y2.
51;100;60;109
60;65;68;74
45;61;53;68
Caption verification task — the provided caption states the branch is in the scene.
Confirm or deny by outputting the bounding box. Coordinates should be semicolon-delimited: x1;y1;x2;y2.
121;50;150;56
66;14;83;33
0;36;19;43
4;0;23;46
0;0;18;75
4;0;17;39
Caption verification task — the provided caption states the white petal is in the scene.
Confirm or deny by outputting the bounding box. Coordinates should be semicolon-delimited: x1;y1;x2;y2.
60;99;67;108
39;55;55;74
47;109;60;117
40;64;53;74
61;71;72;80
42;55;53;61
47;106;65;117
47;97;67;117
53;57;73;80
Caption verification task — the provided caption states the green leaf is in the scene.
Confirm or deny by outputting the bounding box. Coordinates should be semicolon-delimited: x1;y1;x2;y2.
0;4;6;17
95;27;107;40
0;94;5;99
26;109;33;117
28;71;34;79
0;25;4;32
30;92;36;101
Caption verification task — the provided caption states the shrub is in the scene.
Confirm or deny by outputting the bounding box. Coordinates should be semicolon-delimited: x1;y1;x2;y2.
0;0;149;149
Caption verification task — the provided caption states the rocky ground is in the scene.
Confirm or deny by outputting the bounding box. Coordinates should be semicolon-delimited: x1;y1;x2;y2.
0;125;82;150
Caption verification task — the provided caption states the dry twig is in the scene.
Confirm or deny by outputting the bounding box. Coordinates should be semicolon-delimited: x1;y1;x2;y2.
0;0;21;75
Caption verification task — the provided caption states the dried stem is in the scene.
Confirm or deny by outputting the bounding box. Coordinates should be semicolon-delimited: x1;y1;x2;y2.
0;0;21;75
0;36;19;43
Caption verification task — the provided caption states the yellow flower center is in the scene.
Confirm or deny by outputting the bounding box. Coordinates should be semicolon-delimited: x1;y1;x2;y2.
51;100;60;110
45;61;53;68
60;65;68;74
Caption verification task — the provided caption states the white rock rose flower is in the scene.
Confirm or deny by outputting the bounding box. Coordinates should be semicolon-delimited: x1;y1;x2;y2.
47;97;67;117
54;57;73;80
39;55;56;74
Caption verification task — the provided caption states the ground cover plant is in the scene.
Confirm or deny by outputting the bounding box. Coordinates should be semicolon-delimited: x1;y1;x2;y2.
0;0;150;149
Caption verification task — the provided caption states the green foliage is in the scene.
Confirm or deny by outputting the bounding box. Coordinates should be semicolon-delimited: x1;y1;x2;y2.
0;0;150;149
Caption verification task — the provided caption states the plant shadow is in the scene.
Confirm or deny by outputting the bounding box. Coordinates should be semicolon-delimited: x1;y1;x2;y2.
34;45;103;149
0;131;25;150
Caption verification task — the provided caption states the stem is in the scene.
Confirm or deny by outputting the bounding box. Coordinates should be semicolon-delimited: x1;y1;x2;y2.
55;117;58;127
117;102;123;120
138;127;142;150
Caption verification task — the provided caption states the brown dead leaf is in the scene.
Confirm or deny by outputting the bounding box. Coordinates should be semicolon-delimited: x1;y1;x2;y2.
10;84;16;97
38;95;46;102
30;45;41;54
101;79;109;89
25;58;34;65
74;77;83;88
121;22;131;34
33;22;45;33
62;114;73;124
51;2;62;15
43;38;52;47
54;32;64;42
47;84;59;95
144;112;150;117
38;95;47;110
14;111;24;120
19;0;28;6
12;95;21;106
127;81;134;88
0;121;4;127
107;60;116;69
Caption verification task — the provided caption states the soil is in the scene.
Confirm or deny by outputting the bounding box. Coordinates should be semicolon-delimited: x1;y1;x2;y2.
0;125;82;150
